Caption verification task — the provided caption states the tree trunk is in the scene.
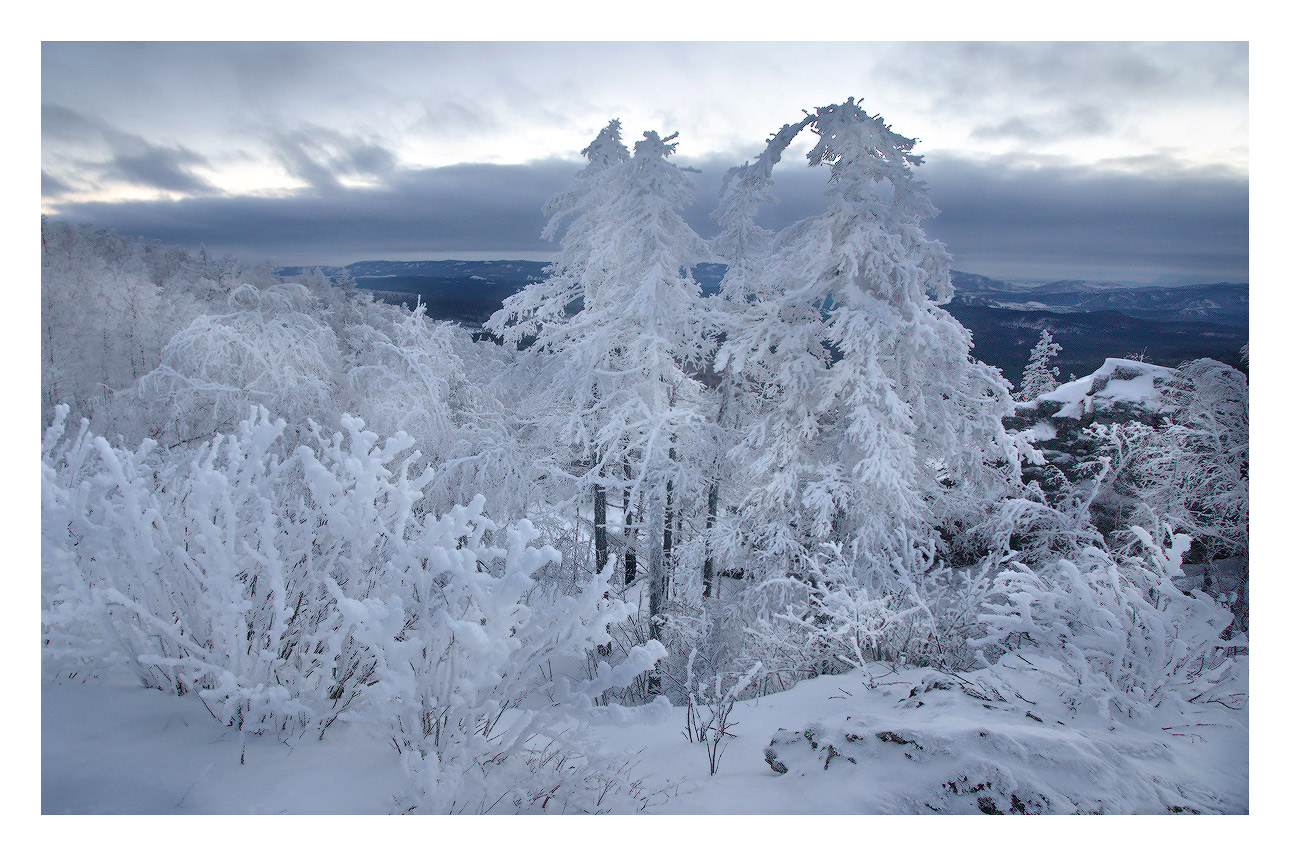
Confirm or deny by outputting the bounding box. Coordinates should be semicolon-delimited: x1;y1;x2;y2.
701;380;731;599
646;482;667;696
623;460;637;585
663;477;674;565
647;484;666;642
701;477;719;598
593;481;608;574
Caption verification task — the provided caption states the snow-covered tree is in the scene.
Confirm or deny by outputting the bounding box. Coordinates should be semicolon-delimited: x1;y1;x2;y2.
41;220;170;427
487;123;712;638
1021;329;1063;399
714;99;1023;606
691;117;817;601
41;219;309;438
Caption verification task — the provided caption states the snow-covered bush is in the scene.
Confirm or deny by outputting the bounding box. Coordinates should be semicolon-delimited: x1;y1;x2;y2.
418;338;570;524
725;541;999;686
1134;359;1248;565
971;480;1238;720
1038;358;1249;628
343;304;464;462
361;514;664;812
127;283;343;446
42;407;417;732
42;405;664;809
675;649;760;775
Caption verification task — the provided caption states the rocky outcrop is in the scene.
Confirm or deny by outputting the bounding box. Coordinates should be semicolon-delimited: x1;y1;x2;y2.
1007;358;1174;489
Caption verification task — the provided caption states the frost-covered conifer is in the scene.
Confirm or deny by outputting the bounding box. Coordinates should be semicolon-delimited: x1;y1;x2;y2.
1021;328;1063;399
487;122;712;635
715;99;1022;602
692;118;816;600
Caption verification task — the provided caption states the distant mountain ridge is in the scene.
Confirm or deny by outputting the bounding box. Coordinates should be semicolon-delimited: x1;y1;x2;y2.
275;260;1248;383
947;271;1248;326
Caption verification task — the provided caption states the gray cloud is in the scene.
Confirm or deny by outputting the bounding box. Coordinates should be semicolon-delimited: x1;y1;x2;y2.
917;155;1247;282
42;102;105;142
45;159;577;263
877;42;1247;113
42;42;1248;180
972;104;1113;144
43;102;216;196
107;147;213;194
42;170;73;197
42;149;1248;284
267;125;399;193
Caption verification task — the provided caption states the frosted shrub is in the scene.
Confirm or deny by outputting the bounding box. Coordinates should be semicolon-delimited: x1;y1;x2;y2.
1132;359;1248;622
129;283;342;445
343;305;465;463
363;514;664;812
43;406;665;807
42;407;398;732
722;539;995;688
973;492;1238;720
677;649;761;776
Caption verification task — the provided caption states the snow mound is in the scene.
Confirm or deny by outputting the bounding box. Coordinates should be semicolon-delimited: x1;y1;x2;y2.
760;670;1245;814
1037;358;1174;420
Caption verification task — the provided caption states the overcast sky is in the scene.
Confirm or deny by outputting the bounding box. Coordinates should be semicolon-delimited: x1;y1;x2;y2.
41;41;1248;283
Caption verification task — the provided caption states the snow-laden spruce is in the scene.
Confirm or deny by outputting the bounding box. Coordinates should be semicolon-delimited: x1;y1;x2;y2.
487;122;712;640
707;99;1026;670
1021;328;1063;400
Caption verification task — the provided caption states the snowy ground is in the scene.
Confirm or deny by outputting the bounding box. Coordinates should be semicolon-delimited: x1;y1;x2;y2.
42;663;1247;815
42;680;401;814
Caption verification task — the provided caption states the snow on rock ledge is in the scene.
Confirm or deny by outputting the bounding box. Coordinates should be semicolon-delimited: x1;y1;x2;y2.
1007;358;1175;473
1037;358;1174;421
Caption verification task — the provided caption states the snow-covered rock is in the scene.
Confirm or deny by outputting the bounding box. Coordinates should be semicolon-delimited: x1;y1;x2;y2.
1037;358;1174;421
1008;358;1174;478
